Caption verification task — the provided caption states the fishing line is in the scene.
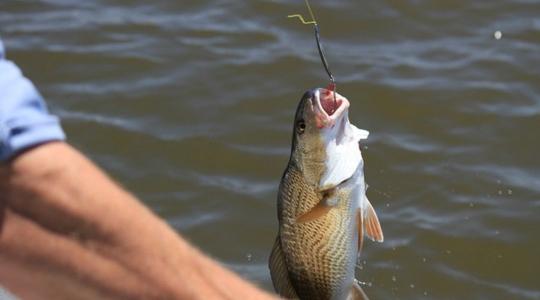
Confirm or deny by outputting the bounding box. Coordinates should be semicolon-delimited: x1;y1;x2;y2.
288;0;337;108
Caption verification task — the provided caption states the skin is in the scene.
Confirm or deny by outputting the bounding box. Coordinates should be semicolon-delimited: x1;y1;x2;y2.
0;142;277;300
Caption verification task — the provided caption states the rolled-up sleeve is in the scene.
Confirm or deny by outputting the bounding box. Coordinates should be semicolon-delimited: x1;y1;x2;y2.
0;39;65;161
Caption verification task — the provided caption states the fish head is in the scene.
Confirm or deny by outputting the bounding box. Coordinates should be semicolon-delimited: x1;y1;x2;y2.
289;88;369;188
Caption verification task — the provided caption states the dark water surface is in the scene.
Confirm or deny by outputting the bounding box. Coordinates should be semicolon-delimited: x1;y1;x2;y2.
1;0;539;299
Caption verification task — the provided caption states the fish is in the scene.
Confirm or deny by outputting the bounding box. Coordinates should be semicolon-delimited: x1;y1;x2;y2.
268;88;384;300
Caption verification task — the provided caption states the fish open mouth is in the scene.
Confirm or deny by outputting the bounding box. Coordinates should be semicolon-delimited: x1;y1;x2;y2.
311;88;349;128
320;89;341;116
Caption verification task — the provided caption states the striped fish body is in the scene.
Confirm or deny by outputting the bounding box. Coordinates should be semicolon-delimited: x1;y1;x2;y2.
269;89;383;300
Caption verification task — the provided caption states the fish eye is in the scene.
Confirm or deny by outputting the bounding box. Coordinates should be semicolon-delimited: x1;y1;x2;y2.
296;119;306;134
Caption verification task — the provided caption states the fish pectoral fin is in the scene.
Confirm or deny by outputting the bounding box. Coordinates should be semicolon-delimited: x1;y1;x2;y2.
348;281;370;300
364;198;384;242
296;188;336;223
357;209;365;255
295;201;333;223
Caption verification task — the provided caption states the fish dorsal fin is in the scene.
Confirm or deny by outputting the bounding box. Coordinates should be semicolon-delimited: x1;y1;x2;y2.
296;188;336;223
364;198;384;242
348;281;370;300
268;237;299;298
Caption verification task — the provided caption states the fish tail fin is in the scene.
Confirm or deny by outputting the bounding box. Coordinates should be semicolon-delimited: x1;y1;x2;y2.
348;281;370;300
268;236;298;298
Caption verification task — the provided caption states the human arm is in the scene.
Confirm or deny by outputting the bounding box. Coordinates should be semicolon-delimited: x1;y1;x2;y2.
0;41;276;300
0;142;275;300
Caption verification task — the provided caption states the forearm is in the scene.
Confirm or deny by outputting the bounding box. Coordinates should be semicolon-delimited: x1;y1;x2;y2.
0;142;275;299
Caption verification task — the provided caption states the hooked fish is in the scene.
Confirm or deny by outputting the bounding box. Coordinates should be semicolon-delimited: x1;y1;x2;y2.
268;88;384;300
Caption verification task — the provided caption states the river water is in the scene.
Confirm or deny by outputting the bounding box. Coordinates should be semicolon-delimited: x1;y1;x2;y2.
1;0;539;299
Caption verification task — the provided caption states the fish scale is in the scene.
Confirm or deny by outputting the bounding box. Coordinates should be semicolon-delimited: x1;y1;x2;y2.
269;89;382;300
276;164;357;300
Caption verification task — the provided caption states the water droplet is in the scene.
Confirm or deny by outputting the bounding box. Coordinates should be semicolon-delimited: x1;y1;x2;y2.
507;189;512;195
424;291;428;296
410;284;415;289
246;253;252;262
386;203;390;207
445;249;452;255
494;30;502;39
391;275;397;282
355;279;372;287
469;202;475;207
422;257;427;263
498;190;503;195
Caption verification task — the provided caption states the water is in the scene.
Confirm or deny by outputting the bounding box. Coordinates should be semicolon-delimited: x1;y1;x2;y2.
1;0;539;299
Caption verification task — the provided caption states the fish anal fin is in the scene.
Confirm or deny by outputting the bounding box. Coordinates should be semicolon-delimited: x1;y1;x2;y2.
295;188;336;223
268;237;298;298
348;281;370;300
357;209;364;254
364;198;384;242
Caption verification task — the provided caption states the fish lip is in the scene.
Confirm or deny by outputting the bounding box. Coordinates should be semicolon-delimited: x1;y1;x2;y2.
310;88;350;129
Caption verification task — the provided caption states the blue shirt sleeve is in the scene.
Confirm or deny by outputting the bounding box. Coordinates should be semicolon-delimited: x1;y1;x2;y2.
0;39;66;161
